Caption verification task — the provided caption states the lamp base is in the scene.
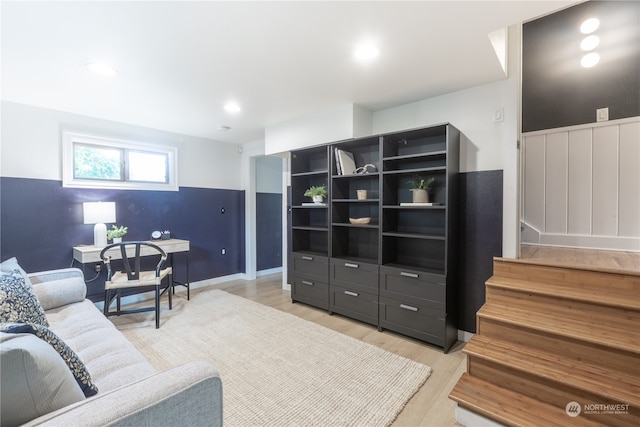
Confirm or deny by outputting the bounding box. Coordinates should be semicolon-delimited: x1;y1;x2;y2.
94;223;107;247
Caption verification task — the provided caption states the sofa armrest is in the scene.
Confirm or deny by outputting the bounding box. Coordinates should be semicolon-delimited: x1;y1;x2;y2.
28;268;85;284
28;268;87;311
24;361;223;427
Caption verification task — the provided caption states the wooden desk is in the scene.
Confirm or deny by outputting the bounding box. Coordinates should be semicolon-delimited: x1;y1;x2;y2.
73;239;189;263
73;239;190;299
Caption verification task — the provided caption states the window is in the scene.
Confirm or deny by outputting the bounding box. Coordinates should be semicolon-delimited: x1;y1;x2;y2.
63;131;178;191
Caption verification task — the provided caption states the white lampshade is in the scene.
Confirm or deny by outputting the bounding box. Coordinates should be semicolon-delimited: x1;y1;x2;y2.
83;202;116;246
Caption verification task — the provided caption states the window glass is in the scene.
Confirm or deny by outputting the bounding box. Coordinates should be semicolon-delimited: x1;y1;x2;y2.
74;144;122;181
128;150;168;183
63;131;178;191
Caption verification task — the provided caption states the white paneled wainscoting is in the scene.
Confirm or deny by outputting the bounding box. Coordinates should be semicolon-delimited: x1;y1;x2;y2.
521;117;640;251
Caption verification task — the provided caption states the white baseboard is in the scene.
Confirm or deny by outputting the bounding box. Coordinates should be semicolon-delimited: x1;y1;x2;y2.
521;221;640;252
191;273;245;289
257;267;282;277
455;404;505;427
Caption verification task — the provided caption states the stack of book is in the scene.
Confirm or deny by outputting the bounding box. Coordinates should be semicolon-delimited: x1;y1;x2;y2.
334;148;356;175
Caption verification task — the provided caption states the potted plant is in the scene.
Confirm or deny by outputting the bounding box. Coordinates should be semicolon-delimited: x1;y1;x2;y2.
408;175;435;203
304;185;328;204
107;225;128;243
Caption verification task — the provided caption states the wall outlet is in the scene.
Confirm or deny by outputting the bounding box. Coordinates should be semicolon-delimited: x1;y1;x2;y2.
221;248;226;255
596;107;609;122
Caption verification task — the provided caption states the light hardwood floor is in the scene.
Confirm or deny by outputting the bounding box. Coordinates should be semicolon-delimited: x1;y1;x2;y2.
201;274;467;427
191;246;637;426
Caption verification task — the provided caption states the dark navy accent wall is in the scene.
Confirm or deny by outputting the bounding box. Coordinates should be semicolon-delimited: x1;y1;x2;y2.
522;1;640;132
256;192;282;271
458;170;503;333
1;177;245;300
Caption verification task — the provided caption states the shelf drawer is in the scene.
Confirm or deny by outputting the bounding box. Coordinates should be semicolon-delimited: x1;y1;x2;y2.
330;258;379;294
292;252;329;281
291;276;329;310
330;285;378;326
379;296;445;348
379;266;445;309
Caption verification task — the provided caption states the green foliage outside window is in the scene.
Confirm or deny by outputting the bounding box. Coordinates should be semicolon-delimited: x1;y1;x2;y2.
74;145;122;181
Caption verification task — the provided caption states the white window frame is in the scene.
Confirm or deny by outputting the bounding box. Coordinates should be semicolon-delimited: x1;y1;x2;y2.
62;130;178;191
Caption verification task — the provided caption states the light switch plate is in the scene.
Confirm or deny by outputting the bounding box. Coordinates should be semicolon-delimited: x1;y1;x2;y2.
596;107;609;122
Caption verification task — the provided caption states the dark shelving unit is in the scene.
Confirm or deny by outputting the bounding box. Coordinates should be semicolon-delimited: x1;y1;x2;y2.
288;124;460;352
290;146;330;309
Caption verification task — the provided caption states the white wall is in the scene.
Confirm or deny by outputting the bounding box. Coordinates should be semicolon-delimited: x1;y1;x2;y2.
522;118;640;251
372;25;522;258
1;101;242;190
262;27;523;258
265;104;372;155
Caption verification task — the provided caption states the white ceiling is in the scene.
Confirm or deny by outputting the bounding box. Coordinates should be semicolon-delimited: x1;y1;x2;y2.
1;1;575;144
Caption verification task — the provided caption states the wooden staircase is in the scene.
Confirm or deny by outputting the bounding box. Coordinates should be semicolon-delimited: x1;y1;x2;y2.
449;257;640;427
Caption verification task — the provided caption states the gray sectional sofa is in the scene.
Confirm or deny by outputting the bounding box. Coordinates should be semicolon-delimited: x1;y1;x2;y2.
1;267;223;426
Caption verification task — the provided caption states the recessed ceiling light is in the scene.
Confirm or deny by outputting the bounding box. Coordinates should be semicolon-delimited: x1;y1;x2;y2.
224;102;241;113
354;43;379;61
580;18;600;34
86;62;117;77
580;35;600;51
581;52;600;68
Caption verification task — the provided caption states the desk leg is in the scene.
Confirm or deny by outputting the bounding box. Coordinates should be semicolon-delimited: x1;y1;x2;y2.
186;250;190;300
169;251;190;301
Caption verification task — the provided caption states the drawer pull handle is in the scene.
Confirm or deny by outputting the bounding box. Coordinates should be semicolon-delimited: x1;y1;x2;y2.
400;304;418;312
400;272;419;279
344;290;359;297
302;256;314;261
344;263;359;269
302;280;314;286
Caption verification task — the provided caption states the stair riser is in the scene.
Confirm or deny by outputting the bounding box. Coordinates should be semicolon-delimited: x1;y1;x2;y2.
468;358;640;427
476;316;639;375
485;287;640;334
493;261;640;294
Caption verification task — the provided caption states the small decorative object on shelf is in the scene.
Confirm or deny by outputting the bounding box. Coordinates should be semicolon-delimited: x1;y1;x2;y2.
349;217;371;224
357;189;367;200
106;225;128;243
161;230;171;240
304;185;328;204
408;175;435;204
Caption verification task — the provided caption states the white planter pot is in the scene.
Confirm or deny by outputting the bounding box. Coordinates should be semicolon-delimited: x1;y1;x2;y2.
412;189;429;204
312;195;324;204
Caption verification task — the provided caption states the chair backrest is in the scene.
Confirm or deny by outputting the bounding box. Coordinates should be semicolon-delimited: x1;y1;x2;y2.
99;241;167;281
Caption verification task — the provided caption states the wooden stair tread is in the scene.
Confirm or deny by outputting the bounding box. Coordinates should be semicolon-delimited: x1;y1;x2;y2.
493;256;640;277
486;277;640;311
464;335;640;406
478;304;640;354
449;373;603;427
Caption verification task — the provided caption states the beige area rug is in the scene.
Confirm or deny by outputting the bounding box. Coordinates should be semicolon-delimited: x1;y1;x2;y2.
111;289;432;426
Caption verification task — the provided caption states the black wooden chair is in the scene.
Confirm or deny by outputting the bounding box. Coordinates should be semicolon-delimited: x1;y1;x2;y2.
100;241;173;329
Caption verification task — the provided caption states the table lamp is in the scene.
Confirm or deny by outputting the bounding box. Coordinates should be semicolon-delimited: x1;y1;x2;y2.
83;202;116;246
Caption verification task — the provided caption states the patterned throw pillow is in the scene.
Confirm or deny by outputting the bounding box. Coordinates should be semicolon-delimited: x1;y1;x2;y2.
1;322;99;397
0;270;49;327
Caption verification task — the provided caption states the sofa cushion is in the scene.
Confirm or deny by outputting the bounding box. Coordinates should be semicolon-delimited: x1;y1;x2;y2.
46;299;158;392
1;322;98;397
0;332;85;427
0;257;33;287
0;269;49;327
